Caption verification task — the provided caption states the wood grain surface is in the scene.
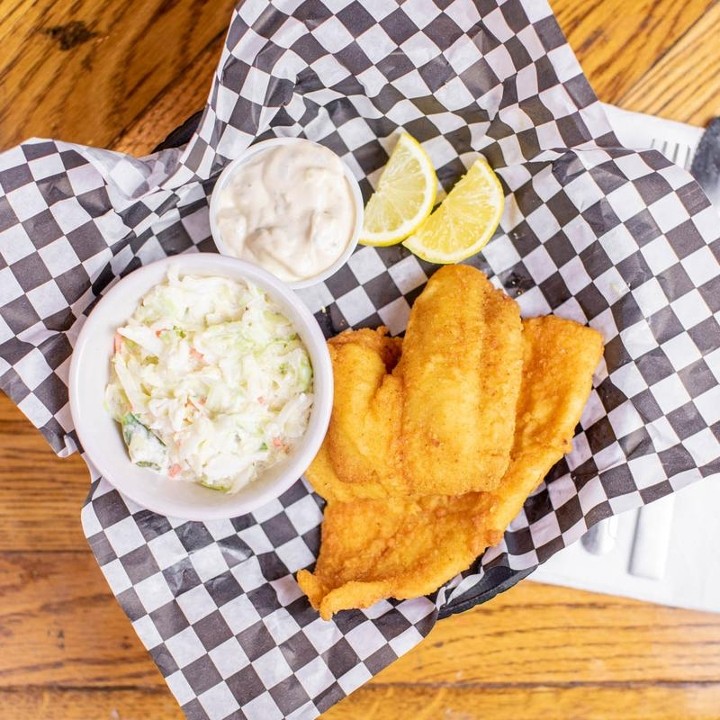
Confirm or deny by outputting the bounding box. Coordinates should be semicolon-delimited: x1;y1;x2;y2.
619;2;720;125
0;0;237;149
1;1;720;719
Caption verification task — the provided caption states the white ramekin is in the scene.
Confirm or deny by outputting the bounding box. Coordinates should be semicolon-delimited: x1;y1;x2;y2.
209;137;363;290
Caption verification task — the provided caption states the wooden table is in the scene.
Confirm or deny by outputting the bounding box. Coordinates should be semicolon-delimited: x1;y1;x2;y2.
1;1;720;718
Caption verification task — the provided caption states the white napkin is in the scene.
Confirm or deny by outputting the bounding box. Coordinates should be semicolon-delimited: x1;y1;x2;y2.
531;475;720;612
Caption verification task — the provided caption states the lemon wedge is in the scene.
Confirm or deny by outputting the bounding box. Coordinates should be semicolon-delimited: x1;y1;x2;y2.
403;157;504;264
360;133;437;247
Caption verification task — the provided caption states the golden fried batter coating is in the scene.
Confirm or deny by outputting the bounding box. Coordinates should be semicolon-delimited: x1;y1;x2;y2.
318;328;405;500
398;265;523;494
307;266;524;500
298;308;603;619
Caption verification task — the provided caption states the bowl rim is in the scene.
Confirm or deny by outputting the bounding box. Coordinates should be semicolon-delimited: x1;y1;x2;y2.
208;136;364;290
69;252;333;520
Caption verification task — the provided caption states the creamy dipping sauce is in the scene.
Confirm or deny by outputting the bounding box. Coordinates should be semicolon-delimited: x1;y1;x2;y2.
215;141;356;283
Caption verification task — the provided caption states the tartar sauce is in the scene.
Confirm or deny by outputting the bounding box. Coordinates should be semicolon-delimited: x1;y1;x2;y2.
215;140;356;283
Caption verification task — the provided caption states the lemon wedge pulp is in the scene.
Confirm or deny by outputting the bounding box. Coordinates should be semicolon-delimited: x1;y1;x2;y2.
359;133;437;247
403;156;504;264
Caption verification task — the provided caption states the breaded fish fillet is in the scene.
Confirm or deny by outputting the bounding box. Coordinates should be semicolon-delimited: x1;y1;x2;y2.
297;493;498;620
315;328;405;500
398;265;523;494
298;314;604;619
306;265;523;500
484;316;605;534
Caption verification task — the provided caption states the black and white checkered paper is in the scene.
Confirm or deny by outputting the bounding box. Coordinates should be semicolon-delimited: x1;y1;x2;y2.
2;0;720;717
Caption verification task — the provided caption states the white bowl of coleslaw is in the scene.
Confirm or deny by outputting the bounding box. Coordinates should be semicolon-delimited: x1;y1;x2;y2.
69;253;333;521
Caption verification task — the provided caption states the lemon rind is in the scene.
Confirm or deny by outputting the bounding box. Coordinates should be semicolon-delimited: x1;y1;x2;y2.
402;158;504;263
359;134;438;247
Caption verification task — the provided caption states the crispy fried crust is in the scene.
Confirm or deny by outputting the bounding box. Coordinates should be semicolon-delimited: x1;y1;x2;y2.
307;328;405;500
485;316;604;533
307;266;524;501
298;312;604;620
398;265;523;494
297;492;498;619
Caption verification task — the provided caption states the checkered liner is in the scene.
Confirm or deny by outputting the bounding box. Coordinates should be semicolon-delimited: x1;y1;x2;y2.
1;0;720;717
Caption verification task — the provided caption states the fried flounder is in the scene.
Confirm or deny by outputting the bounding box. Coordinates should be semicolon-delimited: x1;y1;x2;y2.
398;264;524;495
311;266;523;501
298;303;604;619
317;328;405;500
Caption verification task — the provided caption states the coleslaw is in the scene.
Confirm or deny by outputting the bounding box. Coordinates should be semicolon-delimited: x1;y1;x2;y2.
105;270;314;493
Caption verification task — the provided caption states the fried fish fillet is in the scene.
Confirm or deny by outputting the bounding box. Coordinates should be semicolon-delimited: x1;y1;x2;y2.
398;265;524;495
316;328;405;500
307;265;523;500
298;314;604;619
297;492;498;620
484;316;605;535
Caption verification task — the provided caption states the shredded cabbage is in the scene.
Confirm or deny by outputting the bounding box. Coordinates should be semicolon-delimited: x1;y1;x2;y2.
105;269;314;493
